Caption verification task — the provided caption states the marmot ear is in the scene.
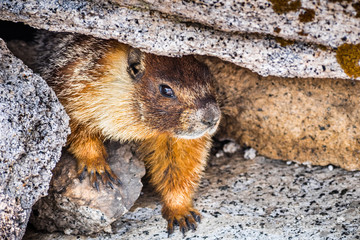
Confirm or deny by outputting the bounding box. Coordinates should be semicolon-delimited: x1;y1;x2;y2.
127;47;145;81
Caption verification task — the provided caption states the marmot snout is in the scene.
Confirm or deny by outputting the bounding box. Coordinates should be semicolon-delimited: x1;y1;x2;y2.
176;100;220;139
33;32;220;235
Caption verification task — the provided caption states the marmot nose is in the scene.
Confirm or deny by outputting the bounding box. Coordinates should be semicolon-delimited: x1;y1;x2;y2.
201;105;220;127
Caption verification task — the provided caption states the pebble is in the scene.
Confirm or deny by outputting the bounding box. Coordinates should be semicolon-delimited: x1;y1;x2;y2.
244;148;257;160
223;142;240;154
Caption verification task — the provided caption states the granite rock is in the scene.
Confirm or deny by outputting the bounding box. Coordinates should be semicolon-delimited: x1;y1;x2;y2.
23;151;360;239
119;0;360;48
0;0;359;79
29;141;146;235
202;56;360;171
0;38;69;239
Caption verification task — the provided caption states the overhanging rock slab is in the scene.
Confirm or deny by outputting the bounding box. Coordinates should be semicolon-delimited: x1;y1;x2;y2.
1;0;359;79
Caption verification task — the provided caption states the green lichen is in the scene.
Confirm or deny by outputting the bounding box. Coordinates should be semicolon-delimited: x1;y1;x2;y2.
275;37;296;47
336;43;360;78
299;8;315;22
269;0;302;14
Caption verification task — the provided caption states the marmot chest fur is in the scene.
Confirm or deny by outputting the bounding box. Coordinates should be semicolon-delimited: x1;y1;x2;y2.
34;32;221;235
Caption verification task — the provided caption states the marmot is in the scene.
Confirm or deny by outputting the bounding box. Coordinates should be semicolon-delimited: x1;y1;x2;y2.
33;32;221;235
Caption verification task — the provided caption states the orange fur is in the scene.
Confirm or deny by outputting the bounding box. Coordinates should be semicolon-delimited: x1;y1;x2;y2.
67;122;117;186
139;133;212;233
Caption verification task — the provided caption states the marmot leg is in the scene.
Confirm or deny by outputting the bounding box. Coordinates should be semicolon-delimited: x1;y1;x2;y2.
68;124;120;189
140;134;211;235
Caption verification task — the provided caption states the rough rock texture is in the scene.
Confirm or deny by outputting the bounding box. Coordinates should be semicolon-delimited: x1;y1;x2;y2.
202;57;360;171
0;38;69;239
119;0;360;48
24;150;360;239
2;0;360;237
30;141;146;235
0;0;359;79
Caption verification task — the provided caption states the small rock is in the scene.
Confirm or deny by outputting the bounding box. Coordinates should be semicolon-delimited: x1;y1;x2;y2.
223;142;240;154
244;148;257;160
215;150;224;158
29;141;146;235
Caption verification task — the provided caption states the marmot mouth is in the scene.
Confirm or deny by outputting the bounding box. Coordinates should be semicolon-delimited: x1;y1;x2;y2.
174;123;219;140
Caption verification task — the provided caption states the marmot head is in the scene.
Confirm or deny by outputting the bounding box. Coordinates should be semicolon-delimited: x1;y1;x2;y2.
127;48;221;139
31;33;220;141
57;38;221;141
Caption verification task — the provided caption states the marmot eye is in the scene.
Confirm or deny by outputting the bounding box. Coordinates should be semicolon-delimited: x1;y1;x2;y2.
159;84;175;98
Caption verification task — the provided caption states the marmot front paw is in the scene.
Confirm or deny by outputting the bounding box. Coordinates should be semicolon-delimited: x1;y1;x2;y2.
77;157;121;191
162;206;201;236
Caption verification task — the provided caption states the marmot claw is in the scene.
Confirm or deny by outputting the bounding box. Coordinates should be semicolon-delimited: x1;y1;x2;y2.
166;209;201;237
77;164;121;191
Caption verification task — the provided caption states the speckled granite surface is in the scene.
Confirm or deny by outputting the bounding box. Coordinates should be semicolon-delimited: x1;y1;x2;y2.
24;151;360;240
0;0;358;79
0;38;69;239
121;0;360;48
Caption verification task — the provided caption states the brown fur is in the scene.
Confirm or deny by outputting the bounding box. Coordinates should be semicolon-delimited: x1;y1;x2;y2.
34;31;220;234
140;133;212;232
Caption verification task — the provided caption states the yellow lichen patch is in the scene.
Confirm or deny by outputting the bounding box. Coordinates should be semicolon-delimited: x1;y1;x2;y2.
336;43;360;78
275;37;296;47
269;0;301;14
299;8;315;22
